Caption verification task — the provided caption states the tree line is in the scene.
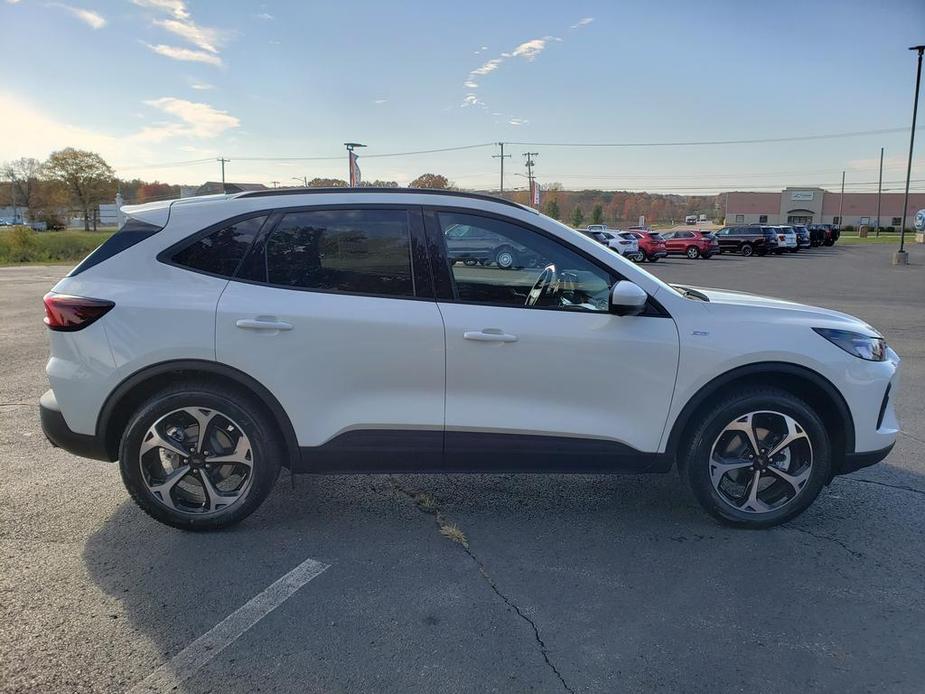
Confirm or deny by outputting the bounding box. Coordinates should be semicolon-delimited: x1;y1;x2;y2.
2;147;719;232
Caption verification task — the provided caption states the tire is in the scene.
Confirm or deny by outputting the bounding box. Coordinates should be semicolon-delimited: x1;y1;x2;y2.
823;239;834;247
686;246;700;259
789;247;799;253
463;259;478;266
494;246;517;269
647;255;660;263
683;388;831;528
775;249;785;255
701;253;713;260
119;382;283;530
741;243;754;257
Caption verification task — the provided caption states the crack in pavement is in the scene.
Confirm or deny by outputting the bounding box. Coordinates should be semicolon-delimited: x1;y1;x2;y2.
839;476;925;497
389;478;575;694
782;526;864;559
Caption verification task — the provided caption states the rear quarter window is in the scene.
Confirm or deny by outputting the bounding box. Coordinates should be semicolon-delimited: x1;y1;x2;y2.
68;217;164;276
171;215;268;278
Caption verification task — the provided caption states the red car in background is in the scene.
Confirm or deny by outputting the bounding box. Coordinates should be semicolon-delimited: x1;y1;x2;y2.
626;230;669;262
661;229;720;259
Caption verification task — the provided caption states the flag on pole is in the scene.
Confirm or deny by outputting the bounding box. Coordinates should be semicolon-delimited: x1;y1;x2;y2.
530;180;541;207
349;151;362;187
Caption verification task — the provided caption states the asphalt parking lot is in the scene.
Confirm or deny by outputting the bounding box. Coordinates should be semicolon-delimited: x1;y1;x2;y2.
1;243;923;694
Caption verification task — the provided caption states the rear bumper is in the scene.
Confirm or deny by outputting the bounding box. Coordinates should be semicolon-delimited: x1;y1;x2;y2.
40;389;112;462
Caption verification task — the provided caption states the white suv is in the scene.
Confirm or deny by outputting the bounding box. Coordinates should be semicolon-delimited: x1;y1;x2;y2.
40;190;900;530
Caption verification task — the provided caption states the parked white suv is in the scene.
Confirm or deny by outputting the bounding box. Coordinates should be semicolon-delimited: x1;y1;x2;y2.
40;189;900;530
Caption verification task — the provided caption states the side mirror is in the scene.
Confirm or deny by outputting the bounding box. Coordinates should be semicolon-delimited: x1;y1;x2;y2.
609;280;648;316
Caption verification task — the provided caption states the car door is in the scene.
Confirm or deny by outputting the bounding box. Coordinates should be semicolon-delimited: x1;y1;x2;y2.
215;206;446;468
424;209;680;471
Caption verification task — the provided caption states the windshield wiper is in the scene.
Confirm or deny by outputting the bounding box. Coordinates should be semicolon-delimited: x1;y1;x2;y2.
672;285;710;302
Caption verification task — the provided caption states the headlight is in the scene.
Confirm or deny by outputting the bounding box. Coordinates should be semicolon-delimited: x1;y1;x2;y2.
813;328;886;361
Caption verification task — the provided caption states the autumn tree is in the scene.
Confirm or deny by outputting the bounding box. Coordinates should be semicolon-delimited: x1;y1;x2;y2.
544;198;560;220
410;173;448;189
359;179;399;188
1;157;44;221
137;181;179;203
307;178;348;187
570;206;585;228
591;204;604;225
43;148;116;231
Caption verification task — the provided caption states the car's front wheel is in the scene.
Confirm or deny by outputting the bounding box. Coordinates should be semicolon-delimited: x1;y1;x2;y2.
686;246;701;259
684;388;831;528
119;383;282;530
741;243;754;257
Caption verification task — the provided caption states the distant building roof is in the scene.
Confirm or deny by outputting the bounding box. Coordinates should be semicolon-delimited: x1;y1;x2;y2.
195;181;268;196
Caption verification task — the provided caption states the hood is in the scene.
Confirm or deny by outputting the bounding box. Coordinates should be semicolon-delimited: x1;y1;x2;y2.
688;286;881;336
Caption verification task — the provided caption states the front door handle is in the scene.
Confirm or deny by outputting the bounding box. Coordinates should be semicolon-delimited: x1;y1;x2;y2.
236;318;293;331
463;329;518;343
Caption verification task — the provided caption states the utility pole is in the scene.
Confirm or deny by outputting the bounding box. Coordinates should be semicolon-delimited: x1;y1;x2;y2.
492;142;511;194
217;157;230;193
271;180;280;188
838;170;845;229
523;152;539;208
876;147;884;236
896;44;924;264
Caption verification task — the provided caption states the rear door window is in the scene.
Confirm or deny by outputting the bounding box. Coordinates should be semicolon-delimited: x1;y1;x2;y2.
257;209;415;298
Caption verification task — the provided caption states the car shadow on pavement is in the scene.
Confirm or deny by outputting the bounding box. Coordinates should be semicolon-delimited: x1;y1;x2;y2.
82;462;925;693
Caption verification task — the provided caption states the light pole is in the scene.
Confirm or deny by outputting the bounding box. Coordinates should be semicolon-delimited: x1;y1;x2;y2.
875;147;884;237
895;44;924;265
291;176;308;187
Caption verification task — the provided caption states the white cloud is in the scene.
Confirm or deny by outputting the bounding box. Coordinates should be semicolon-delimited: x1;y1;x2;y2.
141;97;239;139
570;17;594;29
190;81;214;90
132;0;190;20
144;43;223;66
471;58;503;76
152;18;223;53
463;79;478;89
508;118;529;126
255;12;273;20
462;94;483;107
50;4;107;29
373;98;387;104
135;0;229;66
511;39;547;61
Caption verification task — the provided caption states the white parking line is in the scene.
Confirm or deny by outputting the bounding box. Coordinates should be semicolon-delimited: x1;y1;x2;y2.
127;557;330;694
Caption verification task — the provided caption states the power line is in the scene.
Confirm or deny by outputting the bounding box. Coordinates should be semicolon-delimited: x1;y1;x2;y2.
233;143;495;162
506;127;921;148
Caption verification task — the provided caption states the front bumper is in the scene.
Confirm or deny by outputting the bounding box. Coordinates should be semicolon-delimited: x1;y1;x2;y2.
40;389;112;462
839;443;895;475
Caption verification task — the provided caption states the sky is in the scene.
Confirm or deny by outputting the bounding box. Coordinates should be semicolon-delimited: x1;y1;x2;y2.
2;0;924;193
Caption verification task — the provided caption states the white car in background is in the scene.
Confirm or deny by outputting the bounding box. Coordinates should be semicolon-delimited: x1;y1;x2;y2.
582;228;640;258
773;226;799;254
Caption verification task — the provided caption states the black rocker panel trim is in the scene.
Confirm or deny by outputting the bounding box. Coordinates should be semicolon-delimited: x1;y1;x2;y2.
298;429;671;474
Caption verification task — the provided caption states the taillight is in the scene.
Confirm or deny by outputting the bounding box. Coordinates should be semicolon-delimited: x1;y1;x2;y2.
43;293;114;332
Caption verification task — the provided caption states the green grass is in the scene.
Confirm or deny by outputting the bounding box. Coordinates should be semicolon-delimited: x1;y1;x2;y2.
0;227;114;265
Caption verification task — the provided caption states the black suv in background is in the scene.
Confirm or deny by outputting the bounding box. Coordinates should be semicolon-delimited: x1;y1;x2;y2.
807;224;840;246
714;225;780;256
792;225;813;249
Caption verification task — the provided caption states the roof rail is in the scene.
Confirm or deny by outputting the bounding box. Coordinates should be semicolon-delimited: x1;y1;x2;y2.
234;186;532;211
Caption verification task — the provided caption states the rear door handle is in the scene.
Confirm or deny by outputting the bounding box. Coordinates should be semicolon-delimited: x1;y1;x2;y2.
235;318;293;331
463;329;518;343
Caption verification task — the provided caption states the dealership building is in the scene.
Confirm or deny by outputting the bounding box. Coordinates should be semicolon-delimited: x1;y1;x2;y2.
724;187;925;228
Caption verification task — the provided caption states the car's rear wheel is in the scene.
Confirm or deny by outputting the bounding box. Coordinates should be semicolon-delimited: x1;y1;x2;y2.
684;388;831;528
741;243;754;257
119;383;282;530
686;246;700;259
647;254;660;263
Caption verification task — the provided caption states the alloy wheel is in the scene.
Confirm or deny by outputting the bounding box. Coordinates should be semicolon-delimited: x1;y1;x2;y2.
496;249;515;269
709;410;813;514
139;406;254;516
